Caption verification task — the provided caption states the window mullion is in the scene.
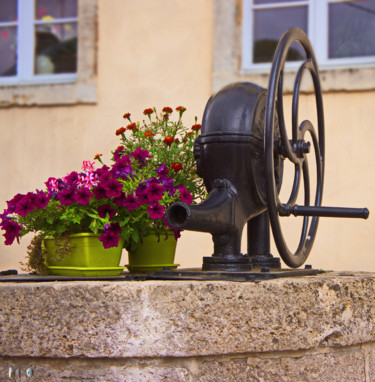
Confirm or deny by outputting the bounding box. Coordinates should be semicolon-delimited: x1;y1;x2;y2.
242;0;252;71
17;0;35;80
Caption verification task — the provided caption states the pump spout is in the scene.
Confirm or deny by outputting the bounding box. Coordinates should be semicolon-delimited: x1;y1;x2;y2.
167;179;237;235
167;179;251;271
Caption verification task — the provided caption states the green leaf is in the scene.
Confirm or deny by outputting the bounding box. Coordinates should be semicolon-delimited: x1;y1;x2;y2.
46;216;54;224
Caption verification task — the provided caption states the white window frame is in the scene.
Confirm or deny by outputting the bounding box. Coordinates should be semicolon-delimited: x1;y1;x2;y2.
242;0;375;73
0;0;78;86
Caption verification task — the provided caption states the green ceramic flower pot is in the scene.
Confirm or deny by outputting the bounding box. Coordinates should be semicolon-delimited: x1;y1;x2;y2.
44;233;125;276
126;231;178;273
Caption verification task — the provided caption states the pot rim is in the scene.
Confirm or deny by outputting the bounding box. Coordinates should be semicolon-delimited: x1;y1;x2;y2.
43;232;102;241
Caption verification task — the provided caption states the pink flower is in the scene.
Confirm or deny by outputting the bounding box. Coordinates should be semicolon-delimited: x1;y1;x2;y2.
82;160;95;172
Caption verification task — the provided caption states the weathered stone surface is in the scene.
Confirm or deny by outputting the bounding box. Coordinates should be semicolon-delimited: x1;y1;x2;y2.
0;347;370;381
1;272;375;358
199;350;366;382
369;349;375;381
0;358;192;382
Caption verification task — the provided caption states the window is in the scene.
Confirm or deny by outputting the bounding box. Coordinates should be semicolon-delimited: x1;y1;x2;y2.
242;0;375;71
0;0;97;106
212;0;375;93
0;0;78;84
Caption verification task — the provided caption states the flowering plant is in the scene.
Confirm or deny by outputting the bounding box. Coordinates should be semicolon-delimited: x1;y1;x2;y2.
0;106;206;267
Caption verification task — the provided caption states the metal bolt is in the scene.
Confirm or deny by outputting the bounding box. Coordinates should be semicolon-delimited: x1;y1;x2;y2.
26;368;34;377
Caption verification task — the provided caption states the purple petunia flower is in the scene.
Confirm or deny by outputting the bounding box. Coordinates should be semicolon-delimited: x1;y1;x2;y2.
107;222;122;234
63;171;79;186
112;192;127;207
58;188;76;206
99;222;122;249
135;189;149;206
147;203;166;220
14;194;36;217
178;185;193;204
2;220;22;245
34;192;50;209
92;184;107;200
98;204;116;220
95;165;111;179
156;163;168;177
112;156;132;179
74;187;93;205
131;147;152;163
113;146;125;161
6;193;25;213
144;182;164;203
102;178;123;198
123;194;140;211
99;230;120;249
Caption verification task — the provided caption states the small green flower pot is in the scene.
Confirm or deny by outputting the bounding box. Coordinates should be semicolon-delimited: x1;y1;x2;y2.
126;232;178;273
44;233;125;276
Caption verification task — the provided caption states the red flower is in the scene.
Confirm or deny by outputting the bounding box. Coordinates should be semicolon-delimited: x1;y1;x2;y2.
191;124;201;131
123;112;131;120
116;127;126;136
163;136;174;146
143;108;154;115
144;130;154;138
171;162;183;172
163;113;169;121
126;122;137;131
94;153;102;160
174;138;180;144
176;106;186;112
162;107;173;114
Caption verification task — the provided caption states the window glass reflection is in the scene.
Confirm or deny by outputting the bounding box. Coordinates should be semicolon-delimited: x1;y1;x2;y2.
253;7;307;63
329;0;375;58
0;0;17;22
35;0;77;20
0;26;17;76
35;23;77;74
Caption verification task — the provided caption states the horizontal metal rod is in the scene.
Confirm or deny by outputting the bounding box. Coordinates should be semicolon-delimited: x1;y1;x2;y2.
282;205;369;219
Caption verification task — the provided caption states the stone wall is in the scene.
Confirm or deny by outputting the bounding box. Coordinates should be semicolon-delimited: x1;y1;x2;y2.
1;271;375;381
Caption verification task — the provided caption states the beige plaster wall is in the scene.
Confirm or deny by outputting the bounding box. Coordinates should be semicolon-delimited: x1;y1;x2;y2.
0;0;374;273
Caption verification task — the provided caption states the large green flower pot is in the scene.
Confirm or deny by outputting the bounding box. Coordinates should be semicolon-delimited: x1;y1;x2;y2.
126;232;178;273
44;233;125;276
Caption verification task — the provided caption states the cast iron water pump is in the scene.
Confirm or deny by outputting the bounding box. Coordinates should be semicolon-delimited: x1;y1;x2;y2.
166;28;369;271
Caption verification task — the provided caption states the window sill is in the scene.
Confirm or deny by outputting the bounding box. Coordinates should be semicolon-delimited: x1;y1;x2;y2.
219;65;375;94
0;81;96;107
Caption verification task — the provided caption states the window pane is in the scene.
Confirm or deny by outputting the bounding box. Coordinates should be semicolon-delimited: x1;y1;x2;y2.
0;26;16;76
35;22;77;74
35;0;77;20
254;0;305;4
0;0;17;22
329;0;375;58
253;7;307;63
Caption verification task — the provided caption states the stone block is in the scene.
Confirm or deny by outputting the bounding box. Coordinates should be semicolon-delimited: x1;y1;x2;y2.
1;272;375;359
199;350;366;382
